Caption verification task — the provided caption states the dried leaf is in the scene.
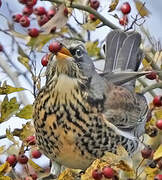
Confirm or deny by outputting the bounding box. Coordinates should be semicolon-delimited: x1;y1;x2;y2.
135;0;150;17
41;4;68;34
58;169;76;180
153;144;162;160
28;159;44;172
0;82;24;95
0;96;20;123
108;0;119;12
16;105;33;119
6;129;19;145
85;41;100;57
82;19;101;31
0;146;5;154
81;159;108;180
144;166;158;180
18;56;31;72
0;162;11;176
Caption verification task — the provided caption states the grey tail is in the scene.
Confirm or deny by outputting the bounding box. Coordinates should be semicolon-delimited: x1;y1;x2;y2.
104;30;142;73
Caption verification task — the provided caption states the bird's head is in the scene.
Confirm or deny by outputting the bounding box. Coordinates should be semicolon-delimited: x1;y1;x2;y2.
46;40;96;83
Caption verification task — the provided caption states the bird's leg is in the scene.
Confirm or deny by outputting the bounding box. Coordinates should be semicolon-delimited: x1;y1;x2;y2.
38;161;61;180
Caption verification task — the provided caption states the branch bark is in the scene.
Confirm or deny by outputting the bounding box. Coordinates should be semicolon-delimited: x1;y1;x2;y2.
0;56;30;105
141;82;162;94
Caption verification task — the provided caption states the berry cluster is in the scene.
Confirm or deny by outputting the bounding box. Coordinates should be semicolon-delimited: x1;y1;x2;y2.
12;0;68;37
89;0;100;21
92;166;115;180
41;41;62;66
119;2;131;26
6;135;43;180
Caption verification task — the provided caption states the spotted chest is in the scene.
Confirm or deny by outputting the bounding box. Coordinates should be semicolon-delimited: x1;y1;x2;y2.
33;74;139;169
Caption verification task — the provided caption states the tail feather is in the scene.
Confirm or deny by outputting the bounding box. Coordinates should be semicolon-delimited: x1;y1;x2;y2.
116;32;141;71
104;30;127;72
104;30;142;73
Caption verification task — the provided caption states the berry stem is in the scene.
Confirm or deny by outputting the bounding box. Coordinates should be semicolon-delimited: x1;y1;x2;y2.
135;158;145;179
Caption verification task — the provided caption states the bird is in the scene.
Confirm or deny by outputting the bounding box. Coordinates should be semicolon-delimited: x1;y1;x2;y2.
33;30;148;179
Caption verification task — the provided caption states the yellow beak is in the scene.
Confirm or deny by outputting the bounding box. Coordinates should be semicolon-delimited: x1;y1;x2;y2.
56;47;72;60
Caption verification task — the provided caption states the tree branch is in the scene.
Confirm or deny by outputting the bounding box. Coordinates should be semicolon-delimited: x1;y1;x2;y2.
41;0;119;29
0;56;30;105
138;78;156;97
141;82;162;94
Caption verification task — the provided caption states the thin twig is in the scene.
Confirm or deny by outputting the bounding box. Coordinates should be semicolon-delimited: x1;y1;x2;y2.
41;0;119;29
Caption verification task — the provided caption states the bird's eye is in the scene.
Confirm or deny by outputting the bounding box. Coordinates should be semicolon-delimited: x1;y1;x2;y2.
76;49;82;57
70;48;83;58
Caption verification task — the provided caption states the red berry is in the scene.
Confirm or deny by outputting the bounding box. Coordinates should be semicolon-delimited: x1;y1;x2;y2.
153;96;162;107
20;16;30;27
26;135;36;145
90;0;100;10
146;71;157;80
63;8;68;16
92;169;102;180
6;154;17;167
23;6;33;16
18;0;27;4
47;9;56;19
18;154;28;164
12;14;23;23
120;2;131;14
156;120;162;130
28;28;39;37
34;6;46;15
26;0;37;7
119;15;128;26
154;174;162;180
41;54;50;66
89;14;97;21
0;44;3;52
37;14;49;26
31;149;42;159
48;41;62;54
31;173;38;180
102;166;114;178
141;147;153;159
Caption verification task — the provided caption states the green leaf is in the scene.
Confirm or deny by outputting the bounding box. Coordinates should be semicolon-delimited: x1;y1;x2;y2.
18;56;31;72
16;105;33;119
0;96;20;123
82;19;101;31
6;129;19;145
27;34;54;51
0;82;24;95
18;45;29;58
85;41;100;57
